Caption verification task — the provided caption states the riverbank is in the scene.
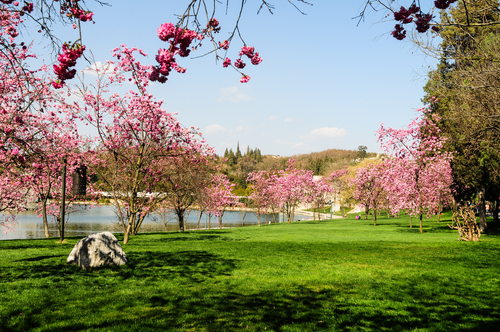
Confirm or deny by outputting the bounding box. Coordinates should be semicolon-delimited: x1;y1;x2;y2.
1;206;308;240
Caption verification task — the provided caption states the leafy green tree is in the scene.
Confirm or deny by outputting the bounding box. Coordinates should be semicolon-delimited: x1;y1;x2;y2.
357;146;368;160
423;0;500;230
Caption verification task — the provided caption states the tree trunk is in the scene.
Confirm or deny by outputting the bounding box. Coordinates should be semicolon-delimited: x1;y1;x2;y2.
135;214;146;234
478;187;487;232
123;213;136;244
241;210;247;226
364;205;369;220
493;196;499;224
257;213;261;227
41;198;50;238
419;213;423;234
131;216;138;235
436;202;442;223
374;209;377;226
451;199;458;213
178;213;185;232
196;210;204;230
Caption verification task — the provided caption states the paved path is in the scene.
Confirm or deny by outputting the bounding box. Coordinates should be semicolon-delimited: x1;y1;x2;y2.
297;210;343;220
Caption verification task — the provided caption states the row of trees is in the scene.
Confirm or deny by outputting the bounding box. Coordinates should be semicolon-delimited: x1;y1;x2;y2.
247;159;333;225
0;1;250;243
245;108;454;233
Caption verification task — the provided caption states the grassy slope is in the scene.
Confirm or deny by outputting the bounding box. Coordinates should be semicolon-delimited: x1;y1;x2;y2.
0;212;499;332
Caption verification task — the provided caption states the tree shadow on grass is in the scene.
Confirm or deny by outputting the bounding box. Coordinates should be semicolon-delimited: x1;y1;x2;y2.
34;282;499;332
1;250;237;285
3;271;500;331
121;250;237;282
16;255;65;262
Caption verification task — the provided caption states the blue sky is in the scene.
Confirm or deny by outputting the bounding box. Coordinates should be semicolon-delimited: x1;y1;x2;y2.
32;1;438;156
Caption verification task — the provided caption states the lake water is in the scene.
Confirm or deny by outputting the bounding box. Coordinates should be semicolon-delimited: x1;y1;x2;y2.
0;205;306;240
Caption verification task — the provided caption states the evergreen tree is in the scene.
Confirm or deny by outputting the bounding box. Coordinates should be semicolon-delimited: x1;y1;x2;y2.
236;142;242;160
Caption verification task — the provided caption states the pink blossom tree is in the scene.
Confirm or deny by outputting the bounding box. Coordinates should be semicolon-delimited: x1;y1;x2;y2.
276;159;314;223
0;11;86;234
157;153;216;232
305;177;333;222
377;108;453;233
74;46;214;244
327;167;351;217
247;169;274;227
349;161;387;225
206;173;240;229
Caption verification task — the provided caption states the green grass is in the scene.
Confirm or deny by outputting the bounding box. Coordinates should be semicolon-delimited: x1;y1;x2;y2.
1;212;499;331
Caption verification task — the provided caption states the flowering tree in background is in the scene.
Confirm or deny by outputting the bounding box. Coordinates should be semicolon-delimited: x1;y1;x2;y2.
349;160;387;225
247;170;274;227
207;174;240;229
305;177;333;221
276;159;314;223
327;167;354;218
158;153;215;232
377;108;453;233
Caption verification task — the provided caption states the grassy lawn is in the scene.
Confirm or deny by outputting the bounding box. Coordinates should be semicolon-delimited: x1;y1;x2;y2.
1;212;499;331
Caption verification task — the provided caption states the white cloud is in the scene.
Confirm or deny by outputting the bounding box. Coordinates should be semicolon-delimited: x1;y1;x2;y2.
274;139;293;146
204;124;226;135
236;125;251;134
269;116;278;121
216;86;251;103
285;118;294;123
309;127;347;138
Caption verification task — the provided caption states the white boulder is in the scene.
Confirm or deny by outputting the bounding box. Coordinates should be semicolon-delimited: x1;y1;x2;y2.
67;232;128;269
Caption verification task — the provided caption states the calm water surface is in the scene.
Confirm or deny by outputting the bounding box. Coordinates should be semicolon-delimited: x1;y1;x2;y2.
1;205;305;240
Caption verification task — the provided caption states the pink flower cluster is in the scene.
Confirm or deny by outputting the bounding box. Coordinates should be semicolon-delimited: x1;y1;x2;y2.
434;0;458;10
394;4;419;24
150;23;204;83
68;8;93;22
22;3;33;13
8;1;34;14
207;18;221;33
392;24;406;40
222;46;263;83
239;46;263;65
52;43;85;88
55;0;94;23
219;40;229;50
392;2;445;40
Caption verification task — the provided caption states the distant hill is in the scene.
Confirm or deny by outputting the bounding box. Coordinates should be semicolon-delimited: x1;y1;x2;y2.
289;148;377;175
221;145;377;191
